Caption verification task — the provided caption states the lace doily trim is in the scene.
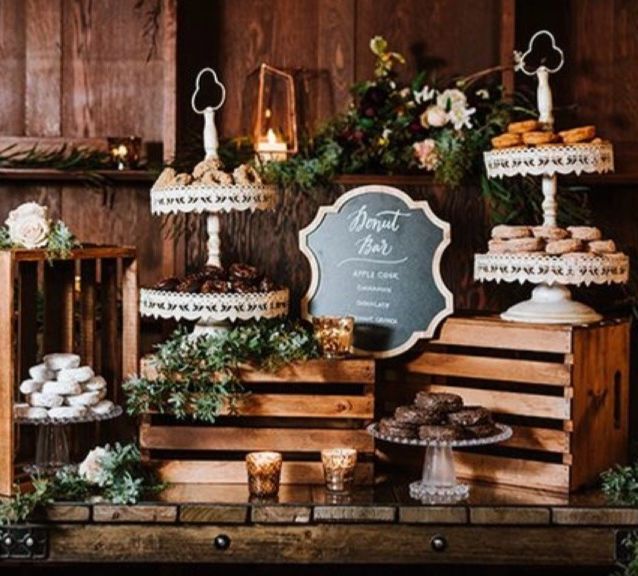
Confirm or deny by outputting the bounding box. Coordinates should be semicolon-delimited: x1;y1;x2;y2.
150;183;278;215
484;142;614;178
474;252;629;286
140;288;289;322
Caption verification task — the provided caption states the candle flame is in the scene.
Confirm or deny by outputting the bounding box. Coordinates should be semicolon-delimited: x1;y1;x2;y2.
266;128;278;144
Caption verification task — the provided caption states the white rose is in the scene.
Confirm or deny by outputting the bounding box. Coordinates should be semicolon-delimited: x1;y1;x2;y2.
79;446;109;485
5;202;50;249
437;89;476;130
421;105;448;128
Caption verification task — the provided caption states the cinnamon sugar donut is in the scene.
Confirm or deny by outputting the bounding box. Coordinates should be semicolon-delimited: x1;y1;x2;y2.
588;239;616;254
491;133;522;149
491;225;532;240
567;226;602;241
558;126;596;144
532;226;569;240
545;238;583;255
507;119;541;134
522;131;557;146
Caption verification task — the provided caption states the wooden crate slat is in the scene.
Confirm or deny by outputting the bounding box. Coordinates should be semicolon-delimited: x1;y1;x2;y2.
17;261;38;380
0;253;14;495
455;452;570;493
43;260;75;353
404;352;571;386
240;359;375;384
12;246;135;262
434;316;573;353
100;258;119;391
80;260;97;368
501;425;570;453
415;384;571;420
121;257;139;400
140;425;375;453
154;460;375;485
234;393;373;418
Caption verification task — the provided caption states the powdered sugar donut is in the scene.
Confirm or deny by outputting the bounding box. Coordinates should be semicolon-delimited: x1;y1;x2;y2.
25;407;49;420
42;380;82;396
43;353;80;371
29;363;56;382
48;406;87;419
84;376;107;392
20;379;42;395
91;400;114;415
30;392;64;408
65;391;101;407
58;366;94;384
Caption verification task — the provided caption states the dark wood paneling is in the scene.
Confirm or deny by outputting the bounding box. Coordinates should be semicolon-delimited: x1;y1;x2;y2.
0;0;26;135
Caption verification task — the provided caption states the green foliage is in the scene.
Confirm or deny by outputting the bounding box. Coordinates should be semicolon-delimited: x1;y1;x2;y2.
614;533;638;576
0;226;11;249
602;462;638;506
123;318;320;423
46;221;81;260
0;143;112;175
0;443;163;525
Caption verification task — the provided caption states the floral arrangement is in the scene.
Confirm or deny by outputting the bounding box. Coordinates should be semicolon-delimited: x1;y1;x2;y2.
261;36;526;191
124;318;320;423
0;442;164;524
0;202;80;259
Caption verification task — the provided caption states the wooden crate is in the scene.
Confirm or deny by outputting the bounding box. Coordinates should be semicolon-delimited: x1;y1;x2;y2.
139;358;376;485
379;315;630;493
0;246;139;495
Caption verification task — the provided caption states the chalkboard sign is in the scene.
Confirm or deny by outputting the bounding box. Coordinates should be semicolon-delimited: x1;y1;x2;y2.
300;185;453;358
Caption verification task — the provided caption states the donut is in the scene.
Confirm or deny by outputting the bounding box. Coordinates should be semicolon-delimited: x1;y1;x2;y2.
394;405;443;425
173;172;193;186
43;353;80;371
154;277;181;291
559;126;596;144
491;225;532;240
501;237;545;253
488;239;509;254
567;226;602;241
42;380;83;396
29;363;56;383
522;131;557;146
84;376;107;392
192;158;222;180
415;392;463;413
532;226;570;240
200;279;229;294
154;167;177;189
465;423;499;438
200;170;234;185
58;366;94;384
91;400;115;416
176;277;202;293
202;265;226;280
447;406;492;427
588;239;616;254
259;277;278;292
507;120;541;134
378;417;418;439
29;392;64;408
546;238;583;255
418;425;465;441
48;406;87;419
25;407;49;420
65;391;101;407
229;263;260;281
20;379;42;395
491;133;522;149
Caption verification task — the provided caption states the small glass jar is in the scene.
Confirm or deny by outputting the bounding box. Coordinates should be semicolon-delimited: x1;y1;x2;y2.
312;316;354;359
246;451;283;497
107;136;141;170
321;447;357;493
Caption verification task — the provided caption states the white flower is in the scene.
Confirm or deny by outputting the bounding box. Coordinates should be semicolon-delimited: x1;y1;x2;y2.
413;85;436;105
437;88;476;130
413;139;439;171
476;88;490;100
382;128;392;140
79;446;109;485
5;202;51;249
421;105;448;128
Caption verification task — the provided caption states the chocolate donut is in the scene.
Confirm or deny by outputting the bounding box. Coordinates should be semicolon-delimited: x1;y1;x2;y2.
465;423;499;439
415;392;463;413
200;279;229;294
394;405;444;425
378;417;418;439
231;280;258;293
258;277;278;292
154;276;181;291
418;424;465;442
176;277;203;293
202;265;227;280
447;406;492;427
229;263;259;281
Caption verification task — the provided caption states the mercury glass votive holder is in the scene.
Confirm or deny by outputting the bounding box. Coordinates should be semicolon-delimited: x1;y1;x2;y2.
107;136;141;170
321;448;357;493
312;316;354;359
246;451;283;497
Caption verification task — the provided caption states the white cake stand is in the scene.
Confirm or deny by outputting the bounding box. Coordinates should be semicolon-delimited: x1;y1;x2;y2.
141;68;289;334
367;422;512;504
474;31;628;324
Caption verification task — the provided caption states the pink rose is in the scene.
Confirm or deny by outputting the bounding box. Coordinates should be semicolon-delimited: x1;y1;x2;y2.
413;139;439;171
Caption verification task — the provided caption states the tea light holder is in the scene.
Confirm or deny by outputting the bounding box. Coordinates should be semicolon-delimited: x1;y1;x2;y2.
107;136;141;170
312;316;354;359
321;448;357;493
246;451;283;497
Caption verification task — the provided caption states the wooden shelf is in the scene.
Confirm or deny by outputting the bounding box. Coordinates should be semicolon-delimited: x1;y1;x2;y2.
0;168;156;183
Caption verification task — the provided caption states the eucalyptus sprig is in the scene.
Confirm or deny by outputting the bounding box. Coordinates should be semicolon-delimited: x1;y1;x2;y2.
123;319;320;423
602;462;638;506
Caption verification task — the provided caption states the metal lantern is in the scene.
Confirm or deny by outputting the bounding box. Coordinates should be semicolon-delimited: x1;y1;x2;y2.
253;63;298;162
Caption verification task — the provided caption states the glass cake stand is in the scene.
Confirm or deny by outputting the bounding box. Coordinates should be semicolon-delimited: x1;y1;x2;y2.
367;422;512;504
16;405;123;475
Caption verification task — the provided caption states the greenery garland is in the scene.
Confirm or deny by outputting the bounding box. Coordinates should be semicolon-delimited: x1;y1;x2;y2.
0;443;164;525
123;319;320;423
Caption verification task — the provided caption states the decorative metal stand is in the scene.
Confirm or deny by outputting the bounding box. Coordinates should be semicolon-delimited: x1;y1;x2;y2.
139;68;289;333
368;422;512;504
474;30;628;324
16;405;123;475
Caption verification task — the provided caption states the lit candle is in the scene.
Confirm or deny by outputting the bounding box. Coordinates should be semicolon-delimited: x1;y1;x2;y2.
313;316;354;359
256;128;288;163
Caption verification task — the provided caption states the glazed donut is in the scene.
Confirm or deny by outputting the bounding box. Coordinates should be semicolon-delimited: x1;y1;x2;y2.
558;125;596;144
58;366;94;384
65;391;101;407
29;363;56;383
507;119;541;134
43;353;80;371
30;392;64;408
522;131;557;146
545;239;584;255
567;226;602;241
20;379;42;395
491;133;522;149
491;225;532;240
588;239;616;254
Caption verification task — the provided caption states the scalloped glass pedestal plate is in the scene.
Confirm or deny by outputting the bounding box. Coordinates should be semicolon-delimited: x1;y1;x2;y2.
367;422;512;503
16;405;123;476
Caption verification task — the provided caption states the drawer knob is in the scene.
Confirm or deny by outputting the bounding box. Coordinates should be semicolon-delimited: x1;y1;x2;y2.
431;535;447;552
214;534;231;551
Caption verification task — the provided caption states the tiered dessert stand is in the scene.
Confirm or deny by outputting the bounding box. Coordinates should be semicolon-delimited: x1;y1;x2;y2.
474;31;629;324
368;422;512;503
140;68;289;334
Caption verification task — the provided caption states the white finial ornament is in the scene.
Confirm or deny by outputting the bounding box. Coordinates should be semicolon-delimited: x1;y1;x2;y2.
191;68;227;160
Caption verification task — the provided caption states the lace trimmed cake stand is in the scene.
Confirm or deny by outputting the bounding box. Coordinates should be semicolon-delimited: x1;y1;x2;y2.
367;422;512;503
474;30;629;324
16;405;123;476
140;68;289;334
